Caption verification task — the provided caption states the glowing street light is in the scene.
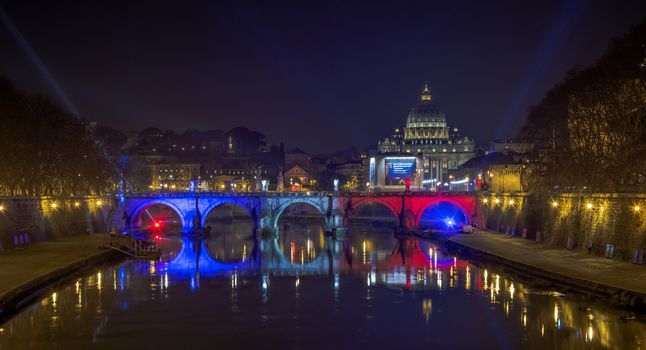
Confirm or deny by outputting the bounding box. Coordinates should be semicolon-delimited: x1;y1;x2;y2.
0;205;4;211
551;201;558;208
74;202;80;207
634;205;641;212
483;198;488;204
51;202;57;209
508;199;514;205
586;202;593;209
494;198;500;204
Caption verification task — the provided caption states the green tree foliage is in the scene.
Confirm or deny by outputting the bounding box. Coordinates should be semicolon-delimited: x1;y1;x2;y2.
0;77;116;196
521;21;646;192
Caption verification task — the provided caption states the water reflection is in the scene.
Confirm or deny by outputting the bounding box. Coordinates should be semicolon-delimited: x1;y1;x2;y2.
1;221;646;349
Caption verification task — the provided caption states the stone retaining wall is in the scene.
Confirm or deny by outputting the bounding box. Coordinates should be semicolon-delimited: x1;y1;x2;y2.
0;197;111;251
475;193;646;261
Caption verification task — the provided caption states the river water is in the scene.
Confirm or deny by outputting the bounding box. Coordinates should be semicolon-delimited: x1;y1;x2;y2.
1;220;645;349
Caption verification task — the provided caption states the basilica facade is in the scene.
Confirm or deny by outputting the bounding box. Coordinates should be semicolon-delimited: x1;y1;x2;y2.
377;83;476;186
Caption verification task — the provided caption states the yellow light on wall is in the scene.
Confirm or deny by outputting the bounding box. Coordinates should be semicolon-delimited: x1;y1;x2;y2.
508;199;514;205
0;205;4;211
494;198;500;204
634;206;641;212
96;200;103;206
74;202;80;207
51;203;57;209
483;198;488;204
551;201;558;208
586;202;593;209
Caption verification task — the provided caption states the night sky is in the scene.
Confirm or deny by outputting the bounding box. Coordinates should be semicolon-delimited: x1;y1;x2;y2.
1;1;644;154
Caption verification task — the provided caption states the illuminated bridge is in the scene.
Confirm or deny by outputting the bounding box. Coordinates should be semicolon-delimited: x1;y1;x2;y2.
115;191;477;235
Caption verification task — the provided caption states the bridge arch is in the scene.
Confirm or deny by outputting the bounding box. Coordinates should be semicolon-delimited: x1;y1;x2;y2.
129;199;187;231
272;197;328;228
200;198;255;229
348;197;400;220
415;199;470;229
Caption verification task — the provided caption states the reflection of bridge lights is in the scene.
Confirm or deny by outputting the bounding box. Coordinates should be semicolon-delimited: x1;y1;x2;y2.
262;275;268;290
587;325;594;341
334;274;339;290
509;283;515;300
465;266;471;291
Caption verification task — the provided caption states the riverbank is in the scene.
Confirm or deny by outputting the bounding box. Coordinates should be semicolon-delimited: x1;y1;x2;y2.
447;230;646;307
0;234;122;322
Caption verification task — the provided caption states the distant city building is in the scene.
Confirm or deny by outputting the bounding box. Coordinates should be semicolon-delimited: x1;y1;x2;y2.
285;148;311;171
284;164;311;191
377;83;476;185
149;163;202;191
457;152;528;193
122;127;283;192
488;139;534;154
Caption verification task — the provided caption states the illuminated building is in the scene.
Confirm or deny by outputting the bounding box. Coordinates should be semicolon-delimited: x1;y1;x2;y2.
149;163;202;191
377;83;476;185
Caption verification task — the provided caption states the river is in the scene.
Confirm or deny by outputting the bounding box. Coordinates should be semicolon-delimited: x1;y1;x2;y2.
0;220;644;349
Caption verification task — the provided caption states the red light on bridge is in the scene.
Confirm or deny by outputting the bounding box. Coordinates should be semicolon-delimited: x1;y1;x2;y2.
153;222;160;228
154;234;161;241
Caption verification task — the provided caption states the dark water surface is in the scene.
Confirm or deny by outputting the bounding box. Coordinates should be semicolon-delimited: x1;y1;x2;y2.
1;221;645;349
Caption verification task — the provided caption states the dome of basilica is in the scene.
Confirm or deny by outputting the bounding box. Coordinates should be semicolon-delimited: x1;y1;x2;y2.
405;83;447;125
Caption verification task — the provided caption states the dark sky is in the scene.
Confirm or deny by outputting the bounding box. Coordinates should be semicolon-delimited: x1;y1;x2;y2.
1;0;644;154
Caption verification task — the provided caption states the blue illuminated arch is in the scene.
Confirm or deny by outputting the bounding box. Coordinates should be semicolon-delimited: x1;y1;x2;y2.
130;199;187;230
416;200;469;229
200;199;254;228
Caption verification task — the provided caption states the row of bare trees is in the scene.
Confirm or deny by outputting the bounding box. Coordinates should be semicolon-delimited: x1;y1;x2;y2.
521;21;646;193
0;78;116;196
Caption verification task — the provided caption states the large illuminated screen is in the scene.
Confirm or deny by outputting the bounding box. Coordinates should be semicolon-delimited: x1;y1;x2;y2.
384;157;416;185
